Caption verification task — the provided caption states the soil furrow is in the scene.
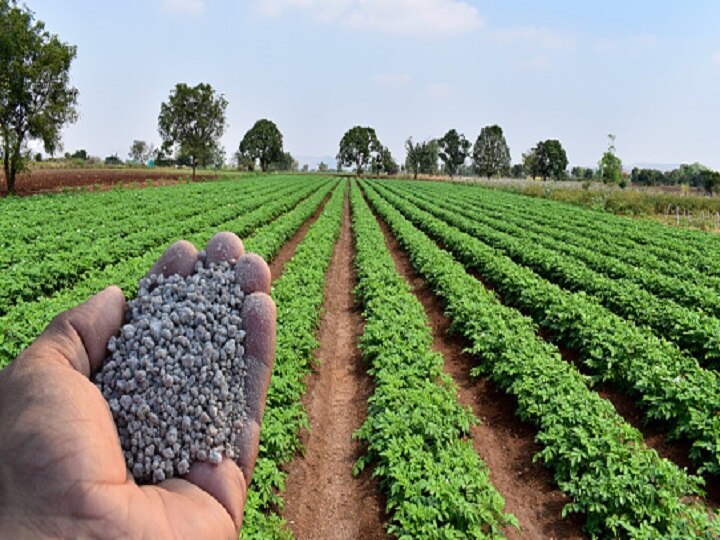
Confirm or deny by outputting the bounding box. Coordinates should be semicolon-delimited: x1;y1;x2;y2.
281;191;387;540
370;201;587;540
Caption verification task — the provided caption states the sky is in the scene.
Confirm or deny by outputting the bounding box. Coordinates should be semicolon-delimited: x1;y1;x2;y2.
27;0;720;169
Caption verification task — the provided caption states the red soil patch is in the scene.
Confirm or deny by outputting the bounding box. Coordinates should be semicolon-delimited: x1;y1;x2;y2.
1;168;217;196
282;191;388;539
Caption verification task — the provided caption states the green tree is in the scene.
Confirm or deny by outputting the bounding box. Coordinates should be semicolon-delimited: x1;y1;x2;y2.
525;139;568;181
70;149;88;161
0;0;78;194
510;163;525;178
269;150;298;172
472;125;511;177
405;137;439;178
337;126;381;174
318;161;328;172
571;166;595;180
158;82;227;181
438;129;470;178
405;137;423;179
238;119;283;173
701;169;720;195
380;146;398;175
598;134;623;185
128;140;154;164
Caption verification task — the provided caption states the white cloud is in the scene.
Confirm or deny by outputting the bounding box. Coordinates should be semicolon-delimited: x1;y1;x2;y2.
713;50;720;67
489;25;575;51
161;0;205;15
257;0;482;37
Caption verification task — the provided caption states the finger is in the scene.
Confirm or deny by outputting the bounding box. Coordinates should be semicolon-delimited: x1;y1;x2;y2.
235;253;272;295
21;286;126;376
237;293;276;481
183;460;247;532
147;240;199;279
206;232;244;265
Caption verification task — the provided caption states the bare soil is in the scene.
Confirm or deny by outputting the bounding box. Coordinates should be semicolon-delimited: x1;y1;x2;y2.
281;191;388;540
371;206;587;539
1;168;217;195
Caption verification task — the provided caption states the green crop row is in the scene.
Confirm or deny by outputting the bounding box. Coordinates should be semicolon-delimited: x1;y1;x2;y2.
0;178;259;270
350;181;517;538
242;181;346;539
0;179;315;312
362;181;720;539
412;181;720;299
372;181;720;477
437;181;720;278
0;180;334;367
385;182;720;368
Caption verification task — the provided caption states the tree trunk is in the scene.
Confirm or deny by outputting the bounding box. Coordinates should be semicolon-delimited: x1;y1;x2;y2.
192;160;197;182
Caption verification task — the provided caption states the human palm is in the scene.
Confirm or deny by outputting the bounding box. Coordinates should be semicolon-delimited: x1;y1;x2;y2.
0;232;275;539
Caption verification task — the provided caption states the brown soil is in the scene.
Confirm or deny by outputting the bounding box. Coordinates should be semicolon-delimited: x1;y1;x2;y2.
370;206;587;539
1;168;217;195
267;192;332;281
282;190;388;539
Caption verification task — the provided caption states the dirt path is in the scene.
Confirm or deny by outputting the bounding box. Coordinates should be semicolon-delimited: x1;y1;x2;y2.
371;207;587;540
281;192;388;540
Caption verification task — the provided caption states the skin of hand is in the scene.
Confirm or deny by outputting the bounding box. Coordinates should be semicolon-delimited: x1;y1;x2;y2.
0;232;276;539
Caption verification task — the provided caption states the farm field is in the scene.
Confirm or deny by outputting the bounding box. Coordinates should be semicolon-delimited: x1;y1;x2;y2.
1;175;720;539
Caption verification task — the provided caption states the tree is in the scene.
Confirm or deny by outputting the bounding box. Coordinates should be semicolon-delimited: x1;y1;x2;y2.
129;140;154;165
238;119;283;173
405;137;439;179
472;125;511;178
0;1;78;194
598;134;623;185
269;151;298;172
405;137;422;179
337;126;381;174
510;163;525;178
701;169;720;195
104;154;122;166
318;161;328;172
525;140;568;181
380;146;398;175
158;82;227;181
70;149;88;161
571;166;595;180
438;129;470;178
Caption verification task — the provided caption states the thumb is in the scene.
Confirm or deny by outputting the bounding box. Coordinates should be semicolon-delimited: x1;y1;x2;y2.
20;286;126;376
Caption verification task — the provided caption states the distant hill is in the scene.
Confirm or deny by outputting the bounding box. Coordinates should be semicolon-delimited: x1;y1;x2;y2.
628;162;682;172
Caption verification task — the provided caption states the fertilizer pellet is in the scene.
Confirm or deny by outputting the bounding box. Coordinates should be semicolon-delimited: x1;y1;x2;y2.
95;260;248;484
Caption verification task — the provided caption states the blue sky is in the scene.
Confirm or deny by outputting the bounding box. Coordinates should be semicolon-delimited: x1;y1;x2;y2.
29;0;720;169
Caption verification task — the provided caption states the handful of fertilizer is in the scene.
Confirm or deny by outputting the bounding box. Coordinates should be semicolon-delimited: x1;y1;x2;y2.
95;257;250;484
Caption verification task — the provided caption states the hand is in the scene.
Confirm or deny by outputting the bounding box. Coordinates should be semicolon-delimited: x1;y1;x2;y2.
0;232;276;538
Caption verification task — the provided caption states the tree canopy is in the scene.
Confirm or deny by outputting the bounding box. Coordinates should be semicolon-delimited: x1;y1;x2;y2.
158;82;227;180
238;119;284;173
524;139;568;181
129;140;154;164
472;125;511;178
0;0;78;193
337;126;381;174
438;129;470;178
598;134;623;185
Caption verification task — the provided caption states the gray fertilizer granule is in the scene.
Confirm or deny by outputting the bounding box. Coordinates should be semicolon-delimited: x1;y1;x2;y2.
94;260;247;484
